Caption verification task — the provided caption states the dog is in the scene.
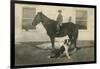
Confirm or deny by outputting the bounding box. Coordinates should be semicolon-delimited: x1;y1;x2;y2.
49;39;71;59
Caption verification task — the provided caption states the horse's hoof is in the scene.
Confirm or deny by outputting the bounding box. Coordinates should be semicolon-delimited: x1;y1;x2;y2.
69;48;77;54
48;56;51;59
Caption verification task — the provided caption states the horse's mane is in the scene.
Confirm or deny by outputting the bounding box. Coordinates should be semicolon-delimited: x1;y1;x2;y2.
41;12;57;24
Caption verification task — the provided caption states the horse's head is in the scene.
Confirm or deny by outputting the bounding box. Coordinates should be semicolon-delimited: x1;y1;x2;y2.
32;12;43;28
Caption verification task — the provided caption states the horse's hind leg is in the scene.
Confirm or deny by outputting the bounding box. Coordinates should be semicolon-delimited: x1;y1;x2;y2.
72;39;77;52
68;34;73;48
72;28;78;52
50;37;55;49
68;31;78;52
74;28;78;48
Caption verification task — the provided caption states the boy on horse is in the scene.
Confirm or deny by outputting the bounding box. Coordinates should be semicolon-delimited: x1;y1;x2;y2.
56;10;63;34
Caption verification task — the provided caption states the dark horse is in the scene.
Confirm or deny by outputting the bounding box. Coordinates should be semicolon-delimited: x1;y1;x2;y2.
32;12;78;51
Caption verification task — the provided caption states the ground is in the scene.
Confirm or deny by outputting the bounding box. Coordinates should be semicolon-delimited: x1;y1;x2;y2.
15;40;95;66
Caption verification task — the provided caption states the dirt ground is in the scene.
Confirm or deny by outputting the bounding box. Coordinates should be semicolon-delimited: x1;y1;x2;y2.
15;40;95;66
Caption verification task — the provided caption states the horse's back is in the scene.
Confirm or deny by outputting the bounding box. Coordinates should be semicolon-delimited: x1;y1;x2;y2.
63;22;75;26
62;22;76;29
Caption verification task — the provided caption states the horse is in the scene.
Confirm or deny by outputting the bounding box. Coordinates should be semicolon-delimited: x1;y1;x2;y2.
32;12;79;51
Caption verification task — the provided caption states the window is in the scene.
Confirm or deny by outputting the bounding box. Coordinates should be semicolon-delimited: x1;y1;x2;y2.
22;7;36;31
76;10;87;30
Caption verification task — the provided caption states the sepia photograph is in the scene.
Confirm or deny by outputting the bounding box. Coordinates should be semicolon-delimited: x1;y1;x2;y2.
11;1;96;68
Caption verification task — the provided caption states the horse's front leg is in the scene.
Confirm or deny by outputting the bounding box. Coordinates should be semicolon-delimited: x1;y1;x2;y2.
50;37;55;49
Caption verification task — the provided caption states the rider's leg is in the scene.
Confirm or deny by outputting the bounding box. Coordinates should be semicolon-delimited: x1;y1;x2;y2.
56;24;60;34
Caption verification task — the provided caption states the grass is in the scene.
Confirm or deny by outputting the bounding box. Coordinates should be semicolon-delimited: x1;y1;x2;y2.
15;40;95;66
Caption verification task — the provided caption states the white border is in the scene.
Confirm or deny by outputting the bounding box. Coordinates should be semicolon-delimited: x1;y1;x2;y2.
0;0;99;69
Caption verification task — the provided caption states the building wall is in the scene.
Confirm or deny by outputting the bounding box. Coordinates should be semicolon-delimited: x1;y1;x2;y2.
15;4;94;42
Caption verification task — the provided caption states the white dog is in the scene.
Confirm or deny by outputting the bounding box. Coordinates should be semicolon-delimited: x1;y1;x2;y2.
62;39;71;59
49;39;71;59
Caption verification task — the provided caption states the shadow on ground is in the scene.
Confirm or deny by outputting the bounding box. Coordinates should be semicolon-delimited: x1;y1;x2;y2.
15;40;95;66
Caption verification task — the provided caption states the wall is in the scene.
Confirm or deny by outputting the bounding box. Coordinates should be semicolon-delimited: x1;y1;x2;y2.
15;4;94;42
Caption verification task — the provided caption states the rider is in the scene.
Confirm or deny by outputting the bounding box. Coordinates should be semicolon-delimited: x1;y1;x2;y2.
56;10;63;34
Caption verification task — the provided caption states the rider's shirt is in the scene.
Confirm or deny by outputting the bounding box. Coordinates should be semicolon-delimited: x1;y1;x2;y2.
56;13;63;25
